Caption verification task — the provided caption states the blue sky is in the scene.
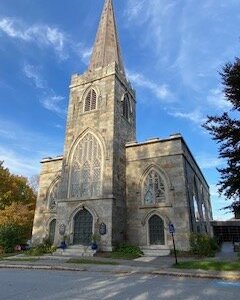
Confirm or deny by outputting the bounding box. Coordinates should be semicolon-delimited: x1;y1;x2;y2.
0;0;239;220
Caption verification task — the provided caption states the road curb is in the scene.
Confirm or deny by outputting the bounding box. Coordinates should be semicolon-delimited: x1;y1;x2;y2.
152;270;240;281
0;264;86;272
0;263;240;281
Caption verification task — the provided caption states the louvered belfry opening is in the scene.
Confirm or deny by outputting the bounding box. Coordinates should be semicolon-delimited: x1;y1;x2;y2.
84;89;97;112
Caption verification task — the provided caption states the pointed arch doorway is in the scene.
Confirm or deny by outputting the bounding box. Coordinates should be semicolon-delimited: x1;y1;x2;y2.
148;215;165;245
73;209;93;245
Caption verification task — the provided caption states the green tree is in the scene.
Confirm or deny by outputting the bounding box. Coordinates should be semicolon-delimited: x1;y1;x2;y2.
0;161;36;209
203;58;240;211
0;161;37;251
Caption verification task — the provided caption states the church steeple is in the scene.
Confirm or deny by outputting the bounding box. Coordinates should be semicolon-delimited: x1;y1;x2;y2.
88;0;125;75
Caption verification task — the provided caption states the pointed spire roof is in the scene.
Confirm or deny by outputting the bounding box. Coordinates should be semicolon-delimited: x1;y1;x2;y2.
88;0;125;75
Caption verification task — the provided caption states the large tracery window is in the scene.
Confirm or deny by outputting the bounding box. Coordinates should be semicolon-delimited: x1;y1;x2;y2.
143;169;166;205
84;89;97;112
48;180;60;210
123;94;130;120
70;133;102;198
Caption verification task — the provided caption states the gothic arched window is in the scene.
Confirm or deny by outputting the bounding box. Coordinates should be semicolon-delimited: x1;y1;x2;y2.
48;180;60;210
70;133;102;198
143;169;166;205
84;89;97;112
123;94;130;120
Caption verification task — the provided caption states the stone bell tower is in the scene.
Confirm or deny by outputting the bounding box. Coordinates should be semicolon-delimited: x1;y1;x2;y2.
53;0;136;250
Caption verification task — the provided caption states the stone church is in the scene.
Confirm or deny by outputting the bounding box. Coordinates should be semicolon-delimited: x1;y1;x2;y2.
32;0;213;255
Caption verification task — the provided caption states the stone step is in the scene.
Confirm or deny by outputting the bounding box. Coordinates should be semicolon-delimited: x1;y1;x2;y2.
141;247;170;257
53;245;97;257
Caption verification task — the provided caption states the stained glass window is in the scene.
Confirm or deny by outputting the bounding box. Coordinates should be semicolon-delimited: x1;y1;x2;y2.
143;170;165;204
49;180;60;210
70;133;102;198
84;89;97;112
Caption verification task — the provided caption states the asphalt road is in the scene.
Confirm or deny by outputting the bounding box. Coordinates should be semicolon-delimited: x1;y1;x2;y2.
0;269;239;300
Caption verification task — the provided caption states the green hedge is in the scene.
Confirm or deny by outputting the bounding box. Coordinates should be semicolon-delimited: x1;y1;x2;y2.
190;233;219;257
0;224;25;253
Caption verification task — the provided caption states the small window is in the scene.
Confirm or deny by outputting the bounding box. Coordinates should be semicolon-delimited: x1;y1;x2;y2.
84;89;97;112
123;95;130;120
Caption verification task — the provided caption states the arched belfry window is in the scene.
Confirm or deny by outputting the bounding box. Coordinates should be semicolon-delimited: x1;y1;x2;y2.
70;133;102;198
143;169;166;205
84;89;97;112
123;94;130;120
48;180;60;210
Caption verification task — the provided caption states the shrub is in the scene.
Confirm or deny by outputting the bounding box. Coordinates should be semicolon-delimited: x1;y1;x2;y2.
115;244;143;256
190;233;219;257
0;224;25;253
25;244;56;256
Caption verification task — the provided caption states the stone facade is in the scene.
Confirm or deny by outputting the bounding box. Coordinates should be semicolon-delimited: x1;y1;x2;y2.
32;0;212;253
126;135;212;251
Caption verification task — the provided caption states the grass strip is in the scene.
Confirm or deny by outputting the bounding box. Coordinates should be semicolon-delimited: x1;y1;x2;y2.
3;258;39;262
174;260;240;272
66;258;119;265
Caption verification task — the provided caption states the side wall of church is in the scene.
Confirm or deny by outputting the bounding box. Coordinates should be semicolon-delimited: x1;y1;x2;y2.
32;158;63;245
126;137;191;251
182;142;213;236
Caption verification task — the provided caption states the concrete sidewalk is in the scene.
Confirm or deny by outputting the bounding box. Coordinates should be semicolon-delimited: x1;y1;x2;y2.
1;253;240;281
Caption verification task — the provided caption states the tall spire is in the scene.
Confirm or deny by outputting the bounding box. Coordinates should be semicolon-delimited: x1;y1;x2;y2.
88;0;125;75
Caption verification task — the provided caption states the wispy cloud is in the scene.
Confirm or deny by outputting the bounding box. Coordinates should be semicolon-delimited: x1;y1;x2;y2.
23;63;66;116
0;145;39;177
40;95;66;116
169;109;207;125
0;17;93;64
196;154;224;170
207;88;231;110
0;119;63;177
23;64;46;89
73;43;92;65
127;70;173;102
0;17;68;60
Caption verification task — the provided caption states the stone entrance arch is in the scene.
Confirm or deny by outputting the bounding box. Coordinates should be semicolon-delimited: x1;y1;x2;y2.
148;215;165;245
73;209;93;245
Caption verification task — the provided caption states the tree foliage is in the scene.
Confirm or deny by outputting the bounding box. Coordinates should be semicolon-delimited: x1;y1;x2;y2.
203;58;240;210
0;161;37;250
0;161;36;209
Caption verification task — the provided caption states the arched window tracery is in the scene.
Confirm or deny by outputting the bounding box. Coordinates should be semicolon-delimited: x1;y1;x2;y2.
48;180;60;210
143;169;166;205
70;133;102;198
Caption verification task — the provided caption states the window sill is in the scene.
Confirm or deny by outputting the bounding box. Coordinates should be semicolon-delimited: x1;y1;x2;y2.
139;204;172;209
80;109;99;116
